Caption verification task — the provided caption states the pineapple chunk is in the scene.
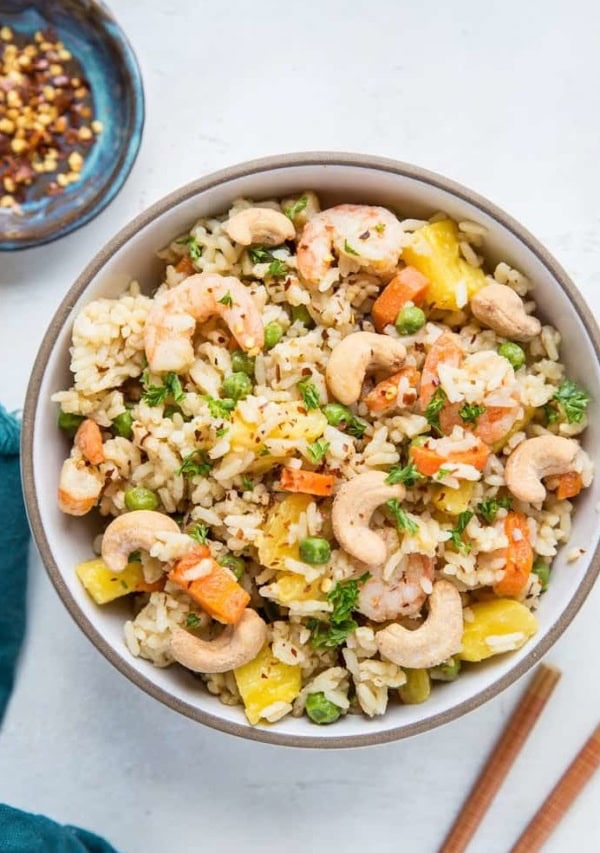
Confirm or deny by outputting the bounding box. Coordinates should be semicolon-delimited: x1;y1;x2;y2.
234;645;302;725
432;480;474;516
460;599;538;662
75;558;159;605
230;401;326;454
398;668;430;704
402;220;487;311
257;494;312;570
275;573;324;603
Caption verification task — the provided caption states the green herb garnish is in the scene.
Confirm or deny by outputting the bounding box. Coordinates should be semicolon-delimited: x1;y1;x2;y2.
178;450;213;478
188;522;209;545
308;572;370;649
186;613;203;629
385;461;422;486
297;376;321;410
142;371;185;407
374;223;386;234
449;511;474;552
218;290;233;307
306;438;330;464
436;467;452;480
386;499;419;535
215;426;228;437
552;380;590;424
248;246;289;278
477;497;512;524
176;235;202;261
425;387;447;434
241;476;253;490
343;239;359;256
204;396;236;420
459;403;486;424
284;194;308;220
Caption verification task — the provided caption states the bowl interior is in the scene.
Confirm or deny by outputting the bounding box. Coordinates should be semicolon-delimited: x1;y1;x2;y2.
0;0;144;250
24;157;600;746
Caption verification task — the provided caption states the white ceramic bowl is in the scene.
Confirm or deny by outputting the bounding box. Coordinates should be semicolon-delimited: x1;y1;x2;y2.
22;153;600;747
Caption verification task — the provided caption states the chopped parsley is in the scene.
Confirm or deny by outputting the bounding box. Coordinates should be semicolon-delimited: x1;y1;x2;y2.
297;376;321;410
204;395;236;420
284;194;308;220
241;476;253;490
551;380;590;424
449;511;474;552
215;426;228;437
188;522;209;545
248;245;289;278
385;461;422;486
459;403;486;424
386;499;419;535
308;573;370;649
185;613;203;629
176;235;202;261
436;467;452;480
142;371;185;407
218;290;233;307
178;450;213;478
425;387;447;435
306;438;330;464
374;223;386;234
477;496;512;524
343;239;359;256
346;415;368;439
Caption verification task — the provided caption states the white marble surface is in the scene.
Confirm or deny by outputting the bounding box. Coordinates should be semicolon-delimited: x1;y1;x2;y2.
1;1;600;850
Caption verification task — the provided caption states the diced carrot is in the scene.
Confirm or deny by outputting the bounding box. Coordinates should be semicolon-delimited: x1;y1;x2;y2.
418;332;463;410
494;512;533;597
363;366;420;413
175;256;195;276
74;418;105;465
280;468;335;497
554;471;583;500
412;441;490;477
372;266;430;332
169;546;250;624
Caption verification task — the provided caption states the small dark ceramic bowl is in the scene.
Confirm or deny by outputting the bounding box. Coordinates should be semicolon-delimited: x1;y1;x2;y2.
0;0;144;250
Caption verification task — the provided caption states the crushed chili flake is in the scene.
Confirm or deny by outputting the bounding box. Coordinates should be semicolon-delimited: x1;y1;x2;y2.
0;26;102;208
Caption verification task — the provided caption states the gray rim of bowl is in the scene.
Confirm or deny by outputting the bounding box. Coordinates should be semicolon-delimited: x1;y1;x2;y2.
21;152;600;749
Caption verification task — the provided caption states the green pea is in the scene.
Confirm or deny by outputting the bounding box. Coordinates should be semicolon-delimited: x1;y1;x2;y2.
219;553;246;581
231;350;255;377
264;321;284;350
429;656;461;682
299;537;331;565
221;372;252;401
58;410;84;435
290;304;315;328
322;403;353;428
398;668;431;704
124;487;159;512
112;411;133;439
305;691;342;725
395;305;426;335
532;557;550;592
498;341;526;370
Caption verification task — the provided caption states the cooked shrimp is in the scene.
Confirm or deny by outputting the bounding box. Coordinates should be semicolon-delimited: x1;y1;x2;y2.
296;204;405;287
58;457;103;516
144;273;264;373
358;554;434;622
74;418;104;465
419;332;463;410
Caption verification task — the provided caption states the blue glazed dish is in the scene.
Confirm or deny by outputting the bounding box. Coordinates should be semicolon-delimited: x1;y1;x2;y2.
0;0;144;250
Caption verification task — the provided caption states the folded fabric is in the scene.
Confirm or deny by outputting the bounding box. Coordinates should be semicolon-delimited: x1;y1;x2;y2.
0;405;29;724
0;406;118;851
0;804;117;853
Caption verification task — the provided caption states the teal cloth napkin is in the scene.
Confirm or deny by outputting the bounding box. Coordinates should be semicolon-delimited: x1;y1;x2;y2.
0;405;118;852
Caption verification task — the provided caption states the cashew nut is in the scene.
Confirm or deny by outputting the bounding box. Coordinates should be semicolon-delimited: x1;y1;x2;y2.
471;283;541;341
376;580;463;669
224;207;295;246
58;457;103;516
505;435;580;504
332;470;406;566
326;332;406;405
101;510;180;573
170;610;267;673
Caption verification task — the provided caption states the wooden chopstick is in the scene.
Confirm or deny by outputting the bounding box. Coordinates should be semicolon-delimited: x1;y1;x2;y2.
510;722;600;852
439;663;561;853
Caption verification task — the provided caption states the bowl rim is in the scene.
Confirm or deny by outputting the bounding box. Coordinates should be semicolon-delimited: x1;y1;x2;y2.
22;151;600;748
0;0;145;251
